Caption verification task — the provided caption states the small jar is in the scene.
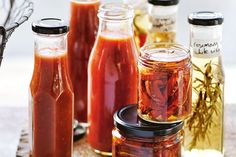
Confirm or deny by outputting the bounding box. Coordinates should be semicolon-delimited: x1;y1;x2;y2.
146;0;179;43
138;43;192;123
112;105;184;157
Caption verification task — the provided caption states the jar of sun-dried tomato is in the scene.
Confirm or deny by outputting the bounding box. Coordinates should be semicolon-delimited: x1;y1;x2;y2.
112;105;184;157
138;43;192;124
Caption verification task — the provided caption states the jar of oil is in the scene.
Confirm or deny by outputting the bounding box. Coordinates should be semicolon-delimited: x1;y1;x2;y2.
146;0;179;44
123;0;149;48
184;11;224;157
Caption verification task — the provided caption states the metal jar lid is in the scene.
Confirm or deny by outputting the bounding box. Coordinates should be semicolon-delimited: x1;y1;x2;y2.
188;11;224;26
148;0;179;6
114;105;183;138
32;18;69;34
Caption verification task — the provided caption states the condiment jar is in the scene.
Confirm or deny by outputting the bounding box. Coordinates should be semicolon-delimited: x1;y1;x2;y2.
138;43;192;123
146;0;179;43
113;104;184;157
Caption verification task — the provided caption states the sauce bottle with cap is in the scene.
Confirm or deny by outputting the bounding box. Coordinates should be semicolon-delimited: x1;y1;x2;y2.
29;18;73;157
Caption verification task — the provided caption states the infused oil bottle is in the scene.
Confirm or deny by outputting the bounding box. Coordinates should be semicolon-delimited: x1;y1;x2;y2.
184;12;224;157
146;0;179;44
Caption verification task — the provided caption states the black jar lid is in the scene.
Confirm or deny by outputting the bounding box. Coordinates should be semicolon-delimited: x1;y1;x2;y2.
148;0;179;6
114;105;183;138
32;18;69;34
188;11;224;26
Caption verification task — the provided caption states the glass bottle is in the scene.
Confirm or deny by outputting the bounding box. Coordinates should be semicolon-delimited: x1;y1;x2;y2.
113;105;184;157
146;0;179;44
68;0;100;123
88;3;138;155
29;18;73;157
184;12;224;157
123;0;149;48
138;43;192;124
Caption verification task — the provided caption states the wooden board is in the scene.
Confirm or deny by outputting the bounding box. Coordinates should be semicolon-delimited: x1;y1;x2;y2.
16;104;236;157
16;129;101;157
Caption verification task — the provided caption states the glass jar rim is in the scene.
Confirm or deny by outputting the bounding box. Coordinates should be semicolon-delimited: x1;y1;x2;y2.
139;42;191;69
70;0;100;3
114;105;184;138
98;3;134;21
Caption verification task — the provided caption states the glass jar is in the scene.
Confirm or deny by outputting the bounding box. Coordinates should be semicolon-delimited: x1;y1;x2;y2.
138;43;192;123
146;0;179;44
88;3;138;155
68;0;100;123
123;0;149;48
184;12;224;157
29;18;73;157
113;105;184;157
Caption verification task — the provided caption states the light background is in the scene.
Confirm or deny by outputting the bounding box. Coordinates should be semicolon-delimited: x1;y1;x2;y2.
0;0;235;156
1;0;236;107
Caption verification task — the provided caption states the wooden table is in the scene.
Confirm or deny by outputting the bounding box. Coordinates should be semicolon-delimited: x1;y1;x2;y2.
16;104;236;157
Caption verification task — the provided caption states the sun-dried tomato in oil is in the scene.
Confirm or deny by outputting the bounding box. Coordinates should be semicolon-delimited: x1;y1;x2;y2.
138;43;192;123
113;105;184;157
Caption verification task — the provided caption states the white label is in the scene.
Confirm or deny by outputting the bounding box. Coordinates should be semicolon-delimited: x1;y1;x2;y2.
192;39;222;58
150;14;176;32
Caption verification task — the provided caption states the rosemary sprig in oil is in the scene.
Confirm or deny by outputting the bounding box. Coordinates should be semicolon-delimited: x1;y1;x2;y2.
186;62;223;150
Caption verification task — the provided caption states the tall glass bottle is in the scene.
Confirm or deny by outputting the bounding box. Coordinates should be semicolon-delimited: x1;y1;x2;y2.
146;0;179;44
68;0;100;123
123;0;149;48
184;12;224;157
88;3;138;155
29;18;73;157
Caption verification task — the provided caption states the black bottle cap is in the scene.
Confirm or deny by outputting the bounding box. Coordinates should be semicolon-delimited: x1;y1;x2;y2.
114;105;183;138
32;18;69;34
148;0;179;6
188;11;224;26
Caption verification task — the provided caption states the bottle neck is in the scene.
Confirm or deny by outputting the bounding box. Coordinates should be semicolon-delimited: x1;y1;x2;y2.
34;33;67;55
97;3;135;37
190;25;223;59
98;18;134;37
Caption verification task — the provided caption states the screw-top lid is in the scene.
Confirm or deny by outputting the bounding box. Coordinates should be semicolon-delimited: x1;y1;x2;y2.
188;11;224;26
148;0;179;6
114;105;183;138
32;18;69;34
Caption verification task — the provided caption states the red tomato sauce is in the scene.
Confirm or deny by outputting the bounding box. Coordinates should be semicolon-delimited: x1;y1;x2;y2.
30;51;73;157
88;33;138;153
68;0;99;122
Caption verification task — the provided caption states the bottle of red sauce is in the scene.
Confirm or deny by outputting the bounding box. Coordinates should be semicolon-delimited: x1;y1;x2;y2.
88;3;138;155
29;18;73;157
68;0;100;123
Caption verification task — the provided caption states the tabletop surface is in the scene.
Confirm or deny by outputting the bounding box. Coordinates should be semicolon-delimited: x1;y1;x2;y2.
15;104;236;157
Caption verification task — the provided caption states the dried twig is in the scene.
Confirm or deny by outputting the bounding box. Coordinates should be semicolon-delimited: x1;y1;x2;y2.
0;0;33;67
